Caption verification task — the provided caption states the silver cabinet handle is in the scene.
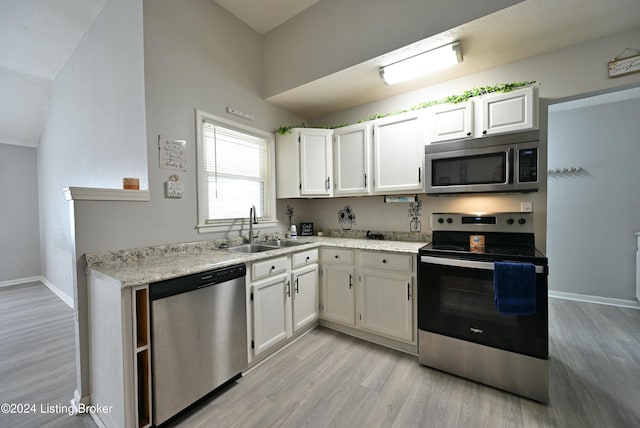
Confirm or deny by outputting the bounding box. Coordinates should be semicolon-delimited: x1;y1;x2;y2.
286;280;291;297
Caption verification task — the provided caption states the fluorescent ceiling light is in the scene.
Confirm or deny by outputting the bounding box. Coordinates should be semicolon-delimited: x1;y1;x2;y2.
380;42;463;85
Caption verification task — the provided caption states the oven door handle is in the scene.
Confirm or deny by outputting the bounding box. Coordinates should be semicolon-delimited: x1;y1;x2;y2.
420;256;546;274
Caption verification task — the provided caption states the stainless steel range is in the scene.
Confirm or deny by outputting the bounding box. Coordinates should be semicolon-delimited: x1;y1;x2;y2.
418;212;549;402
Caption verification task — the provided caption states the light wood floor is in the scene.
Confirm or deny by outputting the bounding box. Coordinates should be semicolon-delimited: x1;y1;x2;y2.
1;283;639;427
0;282;95;428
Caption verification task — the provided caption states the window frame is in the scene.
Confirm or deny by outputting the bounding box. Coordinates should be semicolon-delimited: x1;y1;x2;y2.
195;109;277;234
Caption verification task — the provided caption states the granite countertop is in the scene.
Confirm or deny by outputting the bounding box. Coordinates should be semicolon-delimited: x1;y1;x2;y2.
86;236;427;288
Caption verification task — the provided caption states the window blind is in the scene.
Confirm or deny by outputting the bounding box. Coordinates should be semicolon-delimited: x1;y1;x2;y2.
202;122;269;221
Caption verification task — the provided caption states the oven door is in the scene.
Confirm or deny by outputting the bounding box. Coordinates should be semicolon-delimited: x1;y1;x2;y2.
418;256;548;359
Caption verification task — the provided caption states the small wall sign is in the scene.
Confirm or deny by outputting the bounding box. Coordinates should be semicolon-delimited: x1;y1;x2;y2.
158;135;187;171
608;52;640;78
300;222;314;236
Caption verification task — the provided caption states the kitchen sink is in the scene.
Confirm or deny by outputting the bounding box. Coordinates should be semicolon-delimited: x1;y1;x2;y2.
226;240;308;253
264;239;308;248
226;244;278;253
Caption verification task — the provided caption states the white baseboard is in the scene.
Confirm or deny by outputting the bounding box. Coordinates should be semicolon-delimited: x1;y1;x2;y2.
549;290;640;309
1;275;74;309
0;276;42;288
40;277;74;309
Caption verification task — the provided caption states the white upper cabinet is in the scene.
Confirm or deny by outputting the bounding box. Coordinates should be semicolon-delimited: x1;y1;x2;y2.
372;111;425;194
477;86;538;136
300;129;333;196
427;101;473;143
276;128;333;198
333;123;371;196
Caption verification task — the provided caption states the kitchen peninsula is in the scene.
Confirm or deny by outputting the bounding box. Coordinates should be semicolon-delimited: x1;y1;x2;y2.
85;234;426;428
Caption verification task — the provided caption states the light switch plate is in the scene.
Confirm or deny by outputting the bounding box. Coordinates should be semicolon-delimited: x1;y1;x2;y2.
165;181;184;198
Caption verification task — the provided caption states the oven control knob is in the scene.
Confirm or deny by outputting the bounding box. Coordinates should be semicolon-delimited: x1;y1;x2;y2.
518;218;527;225
437;217;444;224
446;218;453;224
506;218;514;225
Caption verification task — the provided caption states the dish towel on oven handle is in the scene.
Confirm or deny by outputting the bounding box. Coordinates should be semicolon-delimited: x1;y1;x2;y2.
493;261;536;316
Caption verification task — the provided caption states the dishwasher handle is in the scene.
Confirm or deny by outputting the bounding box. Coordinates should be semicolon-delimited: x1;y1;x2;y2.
150;264;246;300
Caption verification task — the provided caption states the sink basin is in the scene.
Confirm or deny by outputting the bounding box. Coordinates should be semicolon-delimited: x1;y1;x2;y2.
264;239;308;248
227;244;278;253
226;240;309;253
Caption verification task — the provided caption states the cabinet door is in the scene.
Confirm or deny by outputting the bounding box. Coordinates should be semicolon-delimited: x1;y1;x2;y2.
360;270;413;342
300;129;333;196
428;101;473;142
253;274;288;356
333;124;370;196
372;112;425;193
479;86;537;136
292;264;319;333
321;265;355;326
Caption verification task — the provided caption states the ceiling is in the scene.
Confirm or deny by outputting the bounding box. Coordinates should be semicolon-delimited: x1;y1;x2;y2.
0;0;639;147
0;0;106;79
215;0;640;119
214;0;321;34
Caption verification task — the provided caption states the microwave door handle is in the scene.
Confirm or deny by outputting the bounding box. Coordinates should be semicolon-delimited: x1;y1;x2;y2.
420;256;545;274
507;148;515;184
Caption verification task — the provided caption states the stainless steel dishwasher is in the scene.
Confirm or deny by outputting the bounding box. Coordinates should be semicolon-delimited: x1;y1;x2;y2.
150;263;247;426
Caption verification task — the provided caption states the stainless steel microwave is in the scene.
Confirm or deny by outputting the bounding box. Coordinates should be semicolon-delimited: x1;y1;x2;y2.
424;130;540;195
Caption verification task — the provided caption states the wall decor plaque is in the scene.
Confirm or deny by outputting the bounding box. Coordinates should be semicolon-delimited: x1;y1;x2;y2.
158;135;187;171
608;49;640;78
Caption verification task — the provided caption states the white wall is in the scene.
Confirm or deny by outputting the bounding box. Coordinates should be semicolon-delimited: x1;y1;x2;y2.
547;88;640;300
0;68;50;148
69;0;303;256
263;0;523;98
38;0;147;299
0;144;40;283
68;0;305;405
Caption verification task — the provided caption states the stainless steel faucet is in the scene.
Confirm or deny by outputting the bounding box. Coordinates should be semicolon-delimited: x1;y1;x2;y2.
249;205;258;243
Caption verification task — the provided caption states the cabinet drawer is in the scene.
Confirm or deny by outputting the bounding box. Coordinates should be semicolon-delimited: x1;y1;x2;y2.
252;256;288;281
360;251;412;272
292;249;318;268
321;248;355;264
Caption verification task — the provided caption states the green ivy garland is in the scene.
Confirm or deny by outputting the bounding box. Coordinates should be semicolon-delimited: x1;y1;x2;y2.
275;81;536;135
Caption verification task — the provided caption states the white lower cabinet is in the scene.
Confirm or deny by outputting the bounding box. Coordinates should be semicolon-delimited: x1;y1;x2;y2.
249;246;415;361
252;273;289;356
320;248;416;345
359;270;413;342
292;264;319;332
249;249;319;361
320;248;356;326
321;264;356;325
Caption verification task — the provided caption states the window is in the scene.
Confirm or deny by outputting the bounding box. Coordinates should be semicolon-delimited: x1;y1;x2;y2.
196;110;276;233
